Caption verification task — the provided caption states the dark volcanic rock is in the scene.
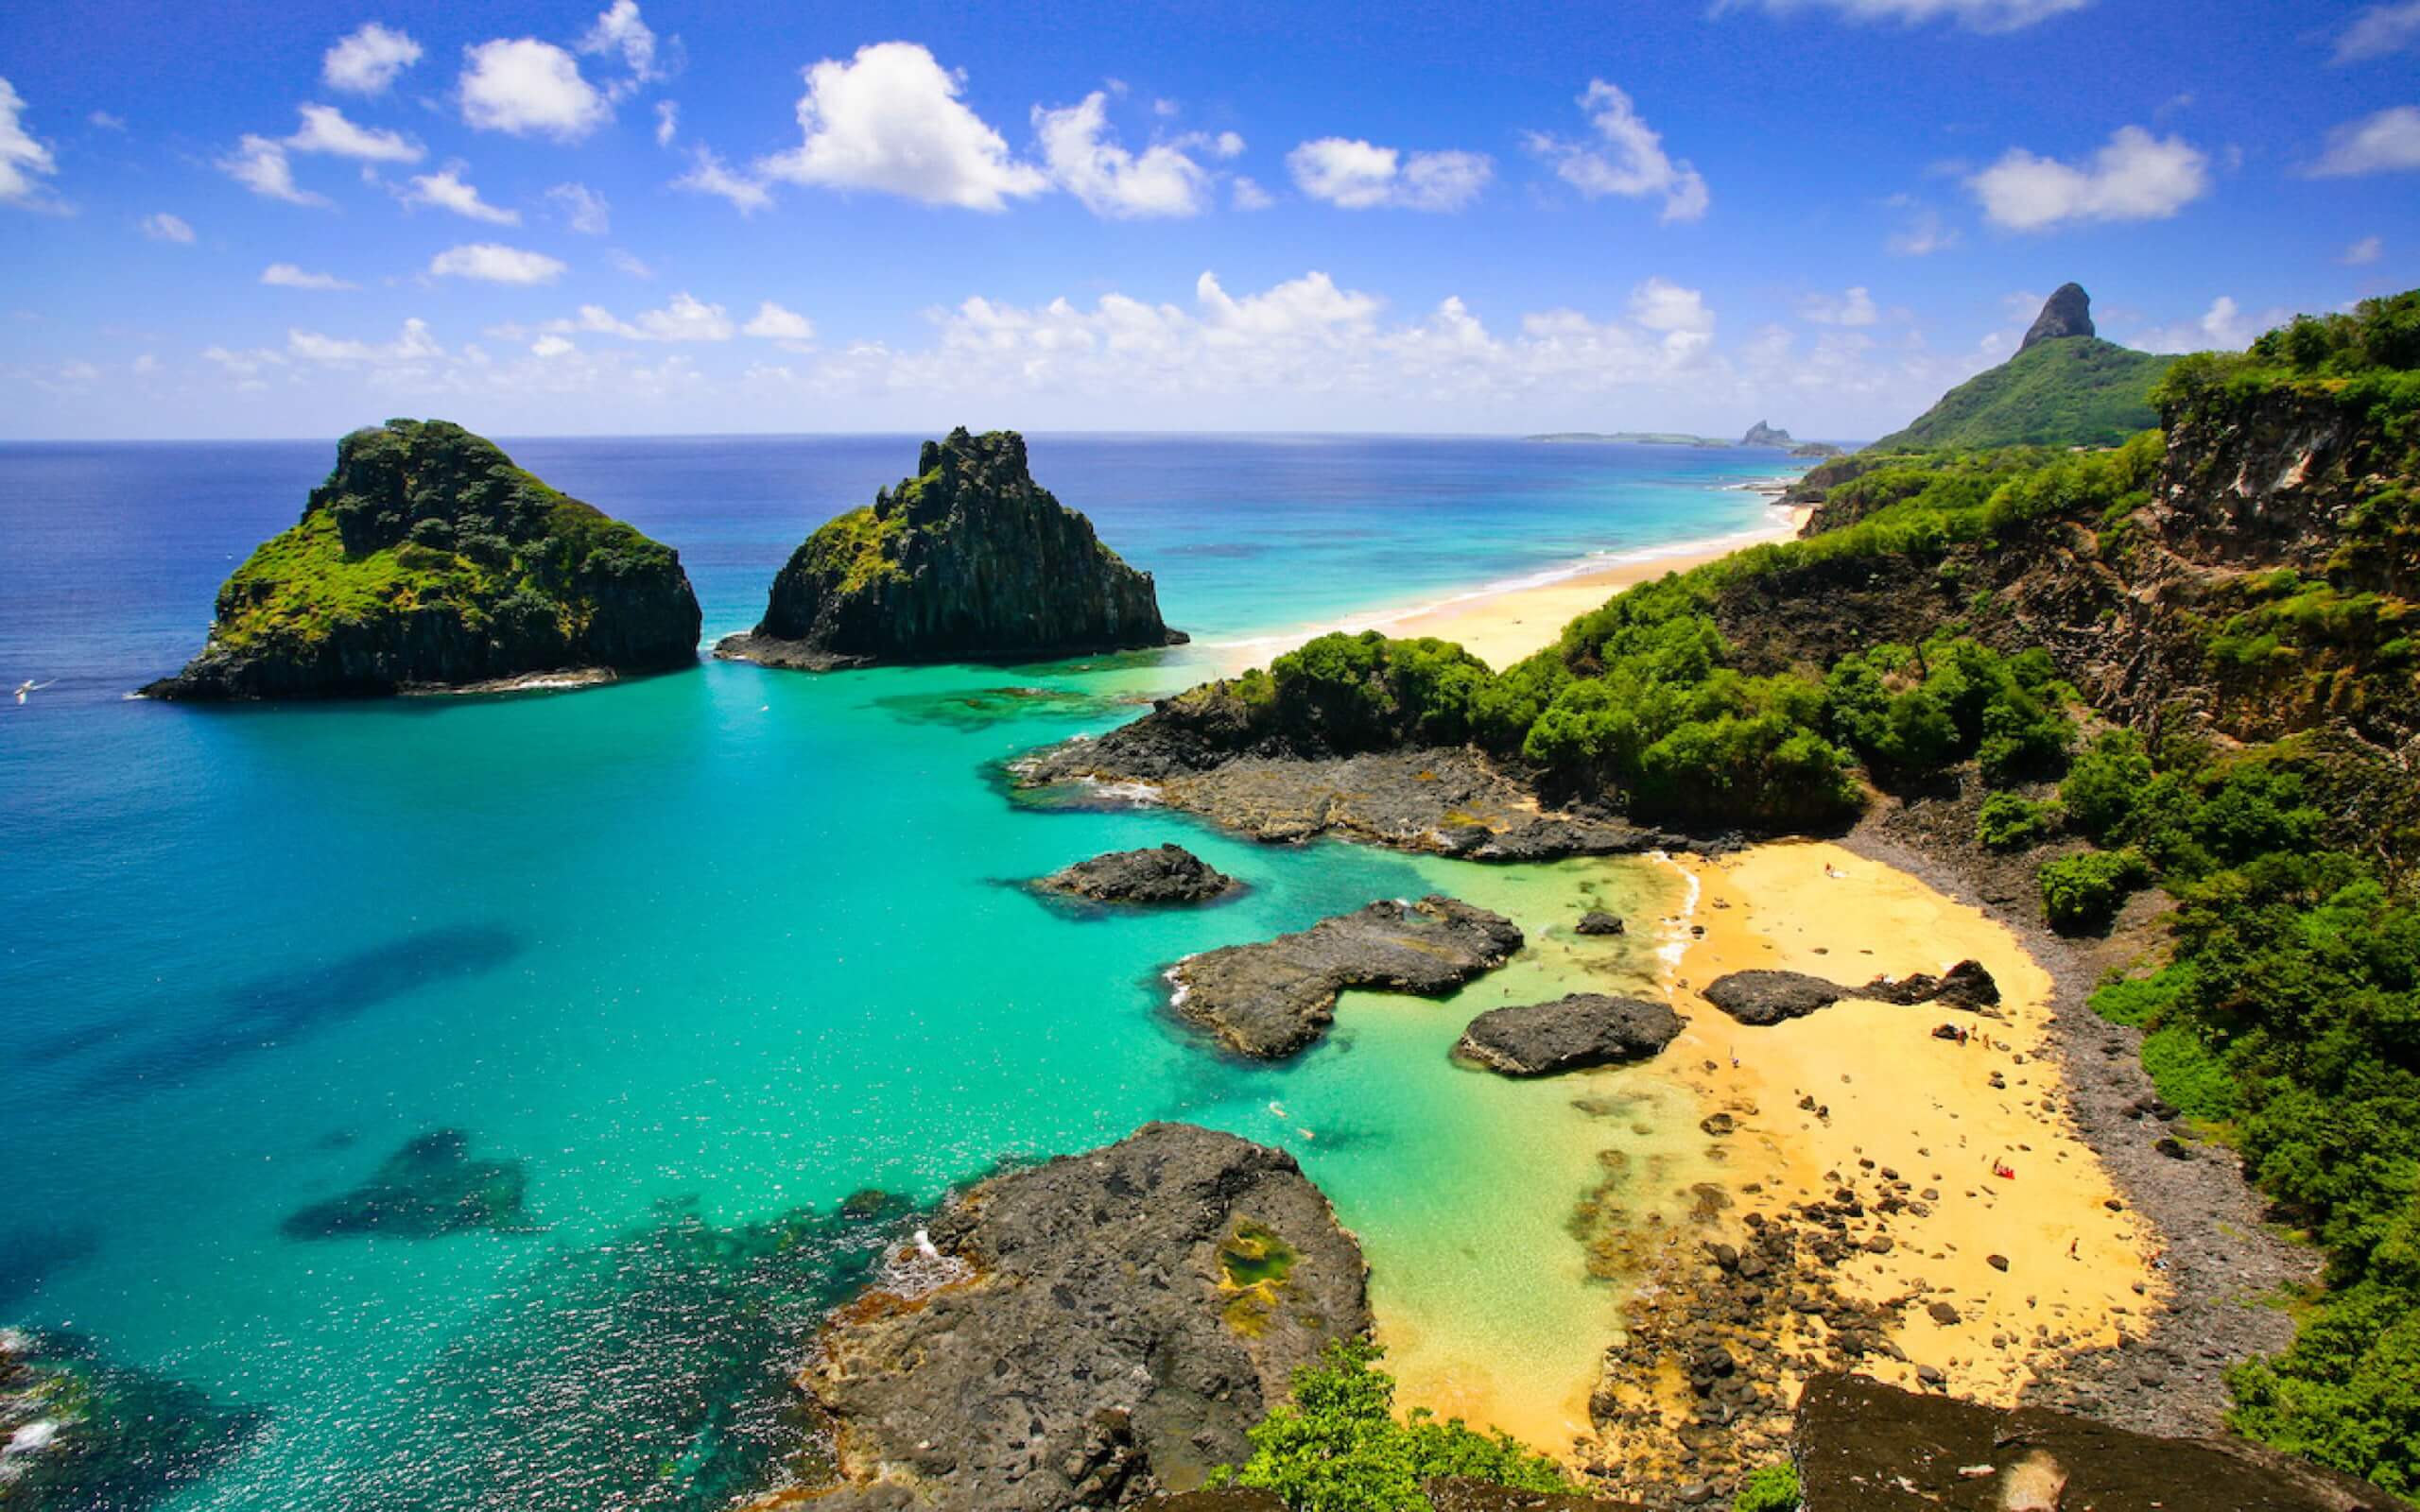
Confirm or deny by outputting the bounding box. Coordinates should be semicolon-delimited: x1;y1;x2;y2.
1794;1372;2396;1511
717;428;1184;671
144;419;700;699
1167;896;1525;1058
1425;1478;1647;1511
281;1128;530;1239
804;1123;1370;1510
1042;844;1238;904
1135;1493;1288;1512
2018;281;2097;352
1575;910;1626;936
1701;961;2000;1026
1456;994;1683;1076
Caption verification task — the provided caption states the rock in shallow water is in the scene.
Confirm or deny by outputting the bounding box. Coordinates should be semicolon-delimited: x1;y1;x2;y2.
1041;844;1238;905
1456;994;1682;1076
804;1123;1370;1510
280;1128;530;1239
1167;896;1525;1058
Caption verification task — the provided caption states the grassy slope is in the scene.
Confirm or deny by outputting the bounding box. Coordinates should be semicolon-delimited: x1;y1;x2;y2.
1868;336;2174;453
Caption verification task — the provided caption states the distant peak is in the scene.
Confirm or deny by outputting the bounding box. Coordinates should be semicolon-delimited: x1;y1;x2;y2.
2019;283;2095;352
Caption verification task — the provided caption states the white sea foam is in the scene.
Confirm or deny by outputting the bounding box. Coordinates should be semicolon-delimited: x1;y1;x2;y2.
1649;850;1703;980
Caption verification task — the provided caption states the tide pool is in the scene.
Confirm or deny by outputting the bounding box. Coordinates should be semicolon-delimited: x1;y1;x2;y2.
0;434;1791;1508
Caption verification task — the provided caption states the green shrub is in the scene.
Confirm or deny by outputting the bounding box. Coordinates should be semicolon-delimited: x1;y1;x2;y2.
2062;730;2154;842
1210;1339;1574;1512
1978;791;2061;852
1735;1462;1800;1512
2040;849;2151;933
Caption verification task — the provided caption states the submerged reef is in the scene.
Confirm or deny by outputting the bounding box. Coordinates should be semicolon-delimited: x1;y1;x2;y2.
0;1328;265;1511
281;1129;532;1240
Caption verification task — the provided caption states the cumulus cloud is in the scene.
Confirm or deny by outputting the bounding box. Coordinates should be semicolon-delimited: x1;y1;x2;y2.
655;100;679;146
1967;125;2208;230
1885;200;1961;256
459;38;611;141
579;0;678;99
547;181;609;233
404;166;519;223
674;146;772;213
547;291;735;341
429;243;568;284
262;263;358;290
141;212;194;243
288;318;442;365
1286;137;1492;212
1035;92;1210;217
323;23;423;94
1801;286;1880;325
1524;81;1707;223
1711;0;2089;30
2333;2;2420;62
757;42;1048;210
284;103;423;162
2310;106;2420;178
219;136;329;207
743;301;815;341
2342;234;2385;266
0;77;61;208
1231;176;1273;210
610;249;654;278
2127;295;2292;354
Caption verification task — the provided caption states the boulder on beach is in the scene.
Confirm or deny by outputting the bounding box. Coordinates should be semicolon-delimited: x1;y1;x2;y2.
1166;896;1525;1058
1040;844;1238;904
804;1123;1370;1510
1702;960;2002;1026
1455;994;1682;1076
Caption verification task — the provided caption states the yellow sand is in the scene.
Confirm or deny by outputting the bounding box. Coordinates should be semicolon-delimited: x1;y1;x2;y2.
1381;508;1811;671
1661;840;2160;1402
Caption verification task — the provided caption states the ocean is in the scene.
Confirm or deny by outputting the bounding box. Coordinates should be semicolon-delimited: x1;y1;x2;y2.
0;433;1793;1509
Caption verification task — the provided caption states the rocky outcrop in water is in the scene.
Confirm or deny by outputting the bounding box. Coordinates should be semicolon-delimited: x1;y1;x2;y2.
1042;845;1238;904
1455;994;1682;1076
0;1327;266;1510
281;1129;530;1239
1739;421;1795;448
2019;281;2097;352
716;428;1184;671
1793;1372;2397;1511
143;420;700;699
803;1124;1370;1510
1167;897;1525;1058
1700;961;1999;1026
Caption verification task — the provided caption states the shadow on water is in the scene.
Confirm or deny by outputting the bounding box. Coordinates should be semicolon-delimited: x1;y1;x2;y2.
0;1223;101;1312
330;1193;918;1512
37;925;524;1098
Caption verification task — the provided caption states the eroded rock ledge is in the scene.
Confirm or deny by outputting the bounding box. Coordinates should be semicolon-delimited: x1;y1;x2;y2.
801;1123;1369;1510
1455;994;1683;1077
1168;896;1525;1058
1700;960;2000;1027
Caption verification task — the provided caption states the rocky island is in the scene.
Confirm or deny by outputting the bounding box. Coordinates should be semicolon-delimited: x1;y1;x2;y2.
142;419;700;699
716;427;1185;671
1040;844;1239;904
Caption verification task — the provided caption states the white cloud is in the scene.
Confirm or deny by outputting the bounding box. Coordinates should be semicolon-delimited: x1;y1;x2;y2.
141;212;194;243
674;147;772;213
262;263;358;290
429;243;567;284
1035;92;1210;217
548;291;735;342
0;77;61;208
2310;106;2420;178
654;99;679;146
547;181;609;233
323;23;423;94
1801;286;1880;325
756;42;1048;210
580;0;674;93
1968;125;2209;230
532;335;576;357
1711;0;2089;31
219;135;329;207
288;318;442;365
2334;2;2420;62
2127;295;2292;354
1523;81;1708;223
2342;234;2384;266
459;39;610;141
404;166;519;224
1287;137;1492;212
132;353;159;375
203;343;286;381
284;103;422;162
1231;176;1273;210
743;301;815;341
1885;201;1961;256
1213;130;1245;160
610;249;654;278
88;111;125;130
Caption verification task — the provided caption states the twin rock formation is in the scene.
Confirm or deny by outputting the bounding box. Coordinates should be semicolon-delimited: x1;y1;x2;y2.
148;422;1179;698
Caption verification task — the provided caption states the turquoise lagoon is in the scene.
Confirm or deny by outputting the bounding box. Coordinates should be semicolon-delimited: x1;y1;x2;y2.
0;435;1795;1507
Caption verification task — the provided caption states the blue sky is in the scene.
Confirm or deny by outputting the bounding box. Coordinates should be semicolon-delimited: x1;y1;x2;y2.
1;0;2414;439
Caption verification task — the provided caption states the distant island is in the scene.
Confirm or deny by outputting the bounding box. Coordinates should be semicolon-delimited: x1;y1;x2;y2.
1526;423;1842;456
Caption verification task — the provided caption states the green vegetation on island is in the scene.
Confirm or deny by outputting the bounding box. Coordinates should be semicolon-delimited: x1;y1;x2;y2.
144;419;701;698
1867;284;2173;453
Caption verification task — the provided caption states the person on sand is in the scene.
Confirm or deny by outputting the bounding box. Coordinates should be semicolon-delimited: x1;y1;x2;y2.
2068;1237;2080;1260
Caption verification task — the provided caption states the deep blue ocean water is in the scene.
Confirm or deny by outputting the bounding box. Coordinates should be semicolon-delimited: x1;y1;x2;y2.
0;434;1794;1508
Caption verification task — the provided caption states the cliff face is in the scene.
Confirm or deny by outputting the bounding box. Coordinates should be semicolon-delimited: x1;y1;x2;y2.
144;420;700;698
717;428;1185;671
